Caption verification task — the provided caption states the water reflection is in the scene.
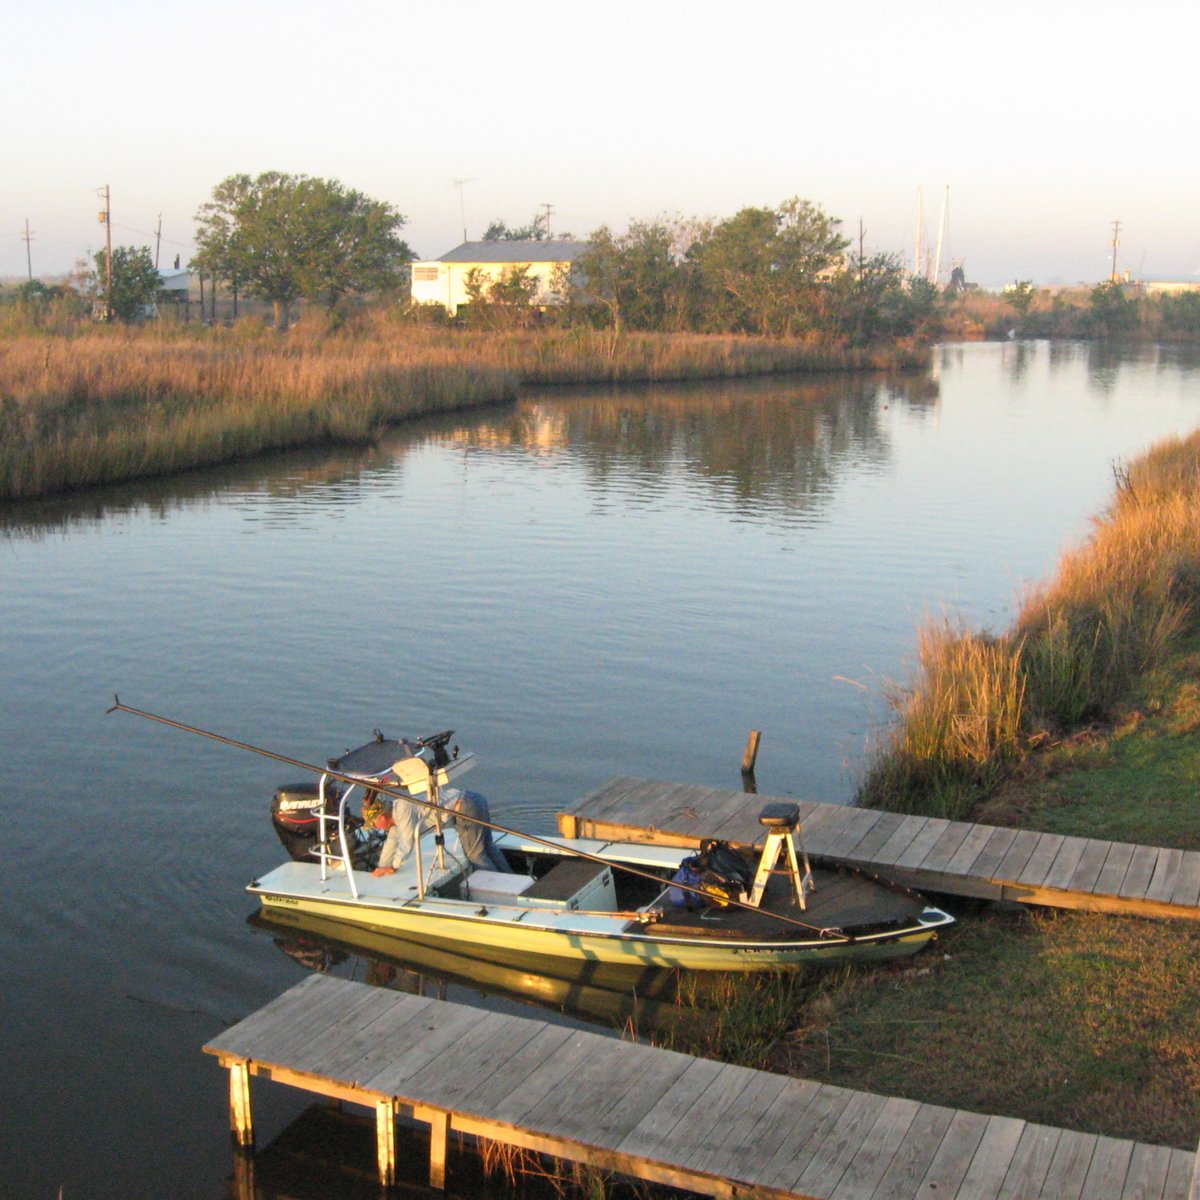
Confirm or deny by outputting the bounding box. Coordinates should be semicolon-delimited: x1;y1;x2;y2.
248;908;709;1042
0;441;399;540
1;370;940;541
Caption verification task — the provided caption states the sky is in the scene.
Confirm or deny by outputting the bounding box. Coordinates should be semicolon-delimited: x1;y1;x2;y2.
3;0;1198;288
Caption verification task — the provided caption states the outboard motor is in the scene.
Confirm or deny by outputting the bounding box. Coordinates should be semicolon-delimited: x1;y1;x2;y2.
271;781;343;862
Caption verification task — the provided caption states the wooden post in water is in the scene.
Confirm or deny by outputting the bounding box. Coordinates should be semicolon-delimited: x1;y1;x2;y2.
375;1099;398;1186
741;730;762;791
229;1059;254;1148
428;1109;450;1189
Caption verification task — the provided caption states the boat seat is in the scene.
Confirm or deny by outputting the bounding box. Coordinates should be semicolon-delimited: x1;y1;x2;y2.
758;802;799;830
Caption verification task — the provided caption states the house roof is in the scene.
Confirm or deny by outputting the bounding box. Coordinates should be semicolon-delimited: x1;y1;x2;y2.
437;239;589;264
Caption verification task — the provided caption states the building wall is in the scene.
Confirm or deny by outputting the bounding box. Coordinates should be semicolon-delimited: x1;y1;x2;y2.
410;259;570;315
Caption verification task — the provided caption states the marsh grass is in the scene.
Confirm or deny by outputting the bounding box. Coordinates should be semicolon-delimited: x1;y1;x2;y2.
861;430;1200;818
0;312;927;501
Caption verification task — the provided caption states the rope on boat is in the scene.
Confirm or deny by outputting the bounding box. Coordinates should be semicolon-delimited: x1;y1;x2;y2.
106;696;847;939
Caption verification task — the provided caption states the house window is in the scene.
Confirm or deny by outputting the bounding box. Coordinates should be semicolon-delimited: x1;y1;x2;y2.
413;267;440;282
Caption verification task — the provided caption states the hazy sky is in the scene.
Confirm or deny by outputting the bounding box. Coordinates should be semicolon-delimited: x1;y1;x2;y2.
4;0;1197;287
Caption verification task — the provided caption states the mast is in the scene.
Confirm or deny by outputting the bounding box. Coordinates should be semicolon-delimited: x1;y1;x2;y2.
932;186;949;288
914;186;924;279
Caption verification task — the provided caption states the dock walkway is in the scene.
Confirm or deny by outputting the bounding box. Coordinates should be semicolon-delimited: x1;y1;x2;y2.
556;778;1200;920
205;974;1199;1198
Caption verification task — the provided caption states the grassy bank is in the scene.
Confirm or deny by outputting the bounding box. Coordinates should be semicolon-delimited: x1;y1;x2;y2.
858;427;1200;820
0;312;927;502
649;633;1200;1155
655;428;1200;1156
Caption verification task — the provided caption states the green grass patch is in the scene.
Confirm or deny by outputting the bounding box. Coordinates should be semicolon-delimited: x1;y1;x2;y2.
771;907;1200;1149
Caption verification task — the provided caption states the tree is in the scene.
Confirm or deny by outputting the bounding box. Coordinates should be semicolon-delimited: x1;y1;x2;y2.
571;220;678;334
826;251;931;345
1005;281;1035;316
482;216;546;241
481;212;570;241
1087;280;1138;338
94;245;160;322
462;266;540;329
687;198;849;336
193;172;411;327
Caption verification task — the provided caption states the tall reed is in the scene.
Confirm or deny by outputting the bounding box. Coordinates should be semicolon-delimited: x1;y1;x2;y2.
860;431;1200;818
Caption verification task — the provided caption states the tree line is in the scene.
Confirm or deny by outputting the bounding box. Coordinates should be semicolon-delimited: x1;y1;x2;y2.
67;171;935;344
23;171;1200;344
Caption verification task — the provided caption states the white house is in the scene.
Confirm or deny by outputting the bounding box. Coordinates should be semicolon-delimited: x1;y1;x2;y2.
410;239;589;316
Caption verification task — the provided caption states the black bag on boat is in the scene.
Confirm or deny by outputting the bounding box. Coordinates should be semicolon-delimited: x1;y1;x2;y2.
695;839;753;908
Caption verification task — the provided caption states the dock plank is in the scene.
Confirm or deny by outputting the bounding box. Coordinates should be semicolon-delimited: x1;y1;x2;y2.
993;830;1046;884
996;1124;1063;1199
955;1115;1027;1200
1169;853;1200;908
913;1108;990;1197
893;818;952;871
869;1101;957;1199
1079;1135;1134;1199
1041;1129;1100;1199
968;826;1021;881
755;1083;860;1191
1120;1141;1178;1200
839;810;912;863
1119;845;1162;901
819;807;889;862
1015;833;1068;890
1094;845;1138;898
790;1090;894;1197
1145;848;1185;905
828;1095;921;1200
1040;837;1092;892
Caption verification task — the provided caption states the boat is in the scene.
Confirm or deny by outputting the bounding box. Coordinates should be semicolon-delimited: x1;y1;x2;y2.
248;727;954;971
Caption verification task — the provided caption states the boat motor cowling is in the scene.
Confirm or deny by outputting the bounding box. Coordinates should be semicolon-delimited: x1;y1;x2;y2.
271;781;343;861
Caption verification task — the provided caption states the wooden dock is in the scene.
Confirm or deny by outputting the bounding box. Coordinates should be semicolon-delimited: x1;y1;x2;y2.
206;973;1199;1198
556;778;1200;921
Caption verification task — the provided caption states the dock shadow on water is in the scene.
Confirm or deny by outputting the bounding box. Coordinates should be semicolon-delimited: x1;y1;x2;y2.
243;909;803;1199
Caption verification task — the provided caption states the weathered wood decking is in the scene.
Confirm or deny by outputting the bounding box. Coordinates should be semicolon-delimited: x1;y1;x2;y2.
207;974;1199;1199
556;778;1200;921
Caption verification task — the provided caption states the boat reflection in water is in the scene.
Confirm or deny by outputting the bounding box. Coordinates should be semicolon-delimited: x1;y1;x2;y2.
248;906;713;1041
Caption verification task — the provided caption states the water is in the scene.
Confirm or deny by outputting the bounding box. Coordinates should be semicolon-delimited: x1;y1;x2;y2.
2;340;1198;1198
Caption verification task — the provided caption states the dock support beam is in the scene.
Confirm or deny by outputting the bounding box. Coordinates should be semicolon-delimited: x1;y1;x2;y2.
428;1109;449;1189
375;1099;398;1186
229;1060;254;1149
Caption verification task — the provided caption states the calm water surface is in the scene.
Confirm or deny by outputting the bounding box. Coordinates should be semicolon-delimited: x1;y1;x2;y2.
3;340;1199;1198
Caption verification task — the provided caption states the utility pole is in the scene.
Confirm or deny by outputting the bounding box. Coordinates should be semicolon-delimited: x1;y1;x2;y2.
541;202;553;239
22;219;34;282
155;213;162;270
1110;220;1121;282
98;184;113;320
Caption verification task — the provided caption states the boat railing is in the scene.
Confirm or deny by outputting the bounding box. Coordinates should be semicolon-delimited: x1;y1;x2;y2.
316;771;361;899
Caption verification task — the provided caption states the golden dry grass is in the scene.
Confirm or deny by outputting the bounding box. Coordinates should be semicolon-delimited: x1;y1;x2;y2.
0;313;927;501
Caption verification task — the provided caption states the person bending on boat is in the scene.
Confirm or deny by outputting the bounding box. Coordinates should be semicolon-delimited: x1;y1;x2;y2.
441;787;513;874
370;794;435;877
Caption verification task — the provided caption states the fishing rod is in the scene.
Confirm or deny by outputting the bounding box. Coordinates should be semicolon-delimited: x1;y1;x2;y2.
106;697;844;938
